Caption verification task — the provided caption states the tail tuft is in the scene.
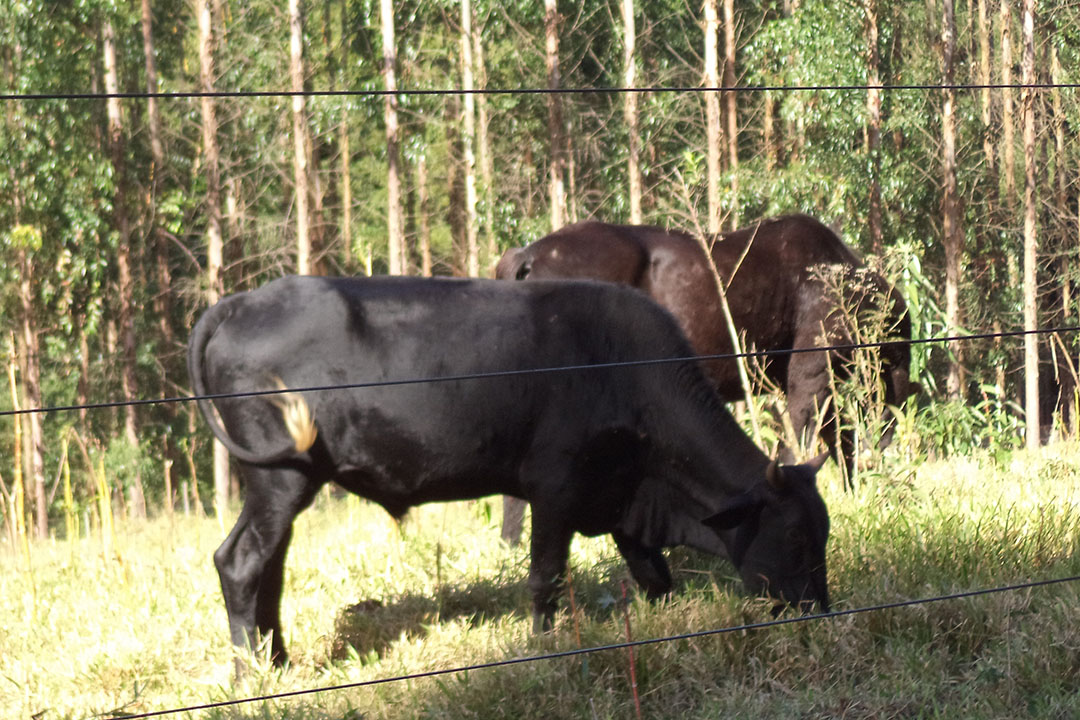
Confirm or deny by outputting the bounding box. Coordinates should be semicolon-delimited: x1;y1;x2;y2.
269;378;318;453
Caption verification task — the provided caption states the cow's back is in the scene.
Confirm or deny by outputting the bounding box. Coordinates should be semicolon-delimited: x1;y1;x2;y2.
197;275;710;512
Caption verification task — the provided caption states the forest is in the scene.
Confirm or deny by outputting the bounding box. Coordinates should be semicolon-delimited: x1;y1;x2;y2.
1;0;1079;544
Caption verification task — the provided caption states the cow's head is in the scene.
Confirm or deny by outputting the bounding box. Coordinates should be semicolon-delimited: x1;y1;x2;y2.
703;453;831;614
495;224;649;286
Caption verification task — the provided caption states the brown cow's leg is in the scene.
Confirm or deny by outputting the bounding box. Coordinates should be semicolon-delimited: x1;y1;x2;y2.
784;346;832;461
213;464;319;673
500;496;527;546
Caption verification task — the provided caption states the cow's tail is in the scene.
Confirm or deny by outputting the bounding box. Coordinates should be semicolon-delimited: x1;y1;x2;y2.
188;300;317;465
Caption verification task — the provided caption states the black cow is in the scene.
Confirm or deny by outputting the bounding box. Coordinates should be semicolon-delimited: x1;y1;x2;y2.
188;275;830;665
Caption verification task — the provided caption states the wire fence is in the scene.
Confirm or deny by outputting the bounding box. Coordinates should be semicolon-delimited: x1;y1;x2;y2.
2;324;1076;420
2;80;1079;104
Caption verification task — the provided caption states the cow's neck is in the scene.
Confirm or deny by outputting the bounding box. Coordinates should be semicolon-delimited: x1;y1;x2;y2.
619;366;769;553
660;365;770;495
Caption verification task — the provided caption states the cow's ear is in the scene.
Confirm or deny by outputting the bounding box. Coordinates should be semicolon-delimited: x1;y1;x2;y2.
702;491;763;530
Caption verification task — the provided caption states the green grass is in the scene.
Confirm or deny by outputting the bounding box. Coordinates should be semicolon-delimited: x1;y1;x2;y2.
4;445;1080;719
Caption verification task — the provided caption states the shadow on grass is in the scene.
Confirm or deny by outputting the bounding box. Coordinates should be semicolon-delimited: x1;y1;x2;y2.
329;579;527;660
329;548;743;661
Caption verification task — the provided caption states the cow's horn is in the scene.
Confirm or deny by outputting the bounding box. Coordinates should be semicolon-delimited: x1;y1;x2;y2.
807;451;830;472
765;459;785;490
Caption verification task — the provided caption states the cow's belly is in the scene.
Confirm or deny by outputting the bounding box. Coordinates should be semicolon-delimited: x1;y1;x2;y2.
316;387;538;515
332;461;520;519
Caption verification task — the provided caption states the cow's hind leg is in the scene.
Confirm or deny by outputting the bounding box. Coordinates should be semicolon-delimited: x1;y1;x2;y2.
612;531;672;599
214;464;320;671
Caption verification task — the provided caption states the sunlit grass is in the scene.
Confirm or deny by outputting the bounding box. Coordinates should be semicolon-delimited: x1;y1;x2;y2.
3;445;1080;718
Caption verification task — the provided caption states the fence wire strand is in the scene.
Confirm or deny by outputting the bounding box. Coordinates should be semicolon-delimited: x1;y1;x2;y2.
2;324;1077;419
2;81;1079;104
110;573;1080;720
6;81;1080;105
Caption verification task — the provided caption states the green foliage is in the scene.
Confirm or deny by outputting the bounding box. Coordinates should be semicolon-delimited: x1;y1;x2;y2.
903;390;1025;463
7;224;42;252
102;437;159;506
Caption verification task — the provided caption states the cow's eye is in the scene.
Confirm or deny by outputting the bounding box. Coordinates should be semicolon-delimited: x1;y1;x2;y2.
516;263;531;280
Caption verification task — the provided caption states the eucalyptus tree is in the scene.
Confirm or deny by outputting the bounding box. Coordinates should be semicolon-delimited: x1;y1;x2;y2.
1021;0;1038;449
1;0;114;534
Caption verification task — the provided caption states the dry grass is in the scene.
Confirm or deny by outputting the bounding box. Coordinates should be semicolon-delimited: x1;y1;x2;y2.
3;445;1080;719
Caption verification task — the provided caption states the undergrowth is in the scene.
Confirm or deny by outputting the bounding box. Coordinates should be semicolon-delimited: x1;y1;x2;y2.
3;445;1080;719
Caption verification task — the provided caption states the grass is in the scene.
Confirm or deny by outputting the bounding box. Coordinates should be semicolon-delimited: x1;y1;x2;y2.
3;444;1080;719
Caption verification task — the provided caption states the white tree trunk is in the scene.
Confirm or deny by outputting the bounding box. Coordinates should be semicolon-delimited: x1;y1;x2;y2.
290;0;311;275
704;0;722;234
942;0;964;400
622;0;642;224
461;0;479;277
1021;0;1039;449
381;0;405;273
723;0;738;229
196;0;230;521
104;17;146;519
545;0;566;231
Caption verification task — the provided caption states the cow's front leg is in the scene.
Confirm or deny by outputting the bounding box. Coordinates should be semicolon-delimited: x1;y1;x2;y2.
526;505;573;633
612;531;672;599
213;465;318;672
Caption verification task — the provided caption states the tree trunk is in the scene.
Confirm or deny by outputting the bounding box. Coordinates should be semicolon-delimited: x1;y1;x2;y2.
723;0;738;229
704;0;722;233
77;319;90;428
866;0;883;253
3;42;46;539
461;0;480;277
1050;46;1066;248
381;0;405;274
977;0;996;183
545;0;566;231
1000;0;1015;212
941;0;964;400
140;0;165;179
103;17;146;519
141;0;179;496
339;0;353;271
764;89;775;172
290;0;312;275
474;28;496;272
622;0;642;224
143;0;175;347
445;93;466;275
419;153;432;277
196;0;230;518
1021;0;1039;449
16;253;46;539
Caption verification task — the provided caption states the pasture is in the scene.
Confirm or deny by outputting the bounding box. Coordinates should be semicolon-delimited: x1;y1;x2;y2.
3;445;1080;719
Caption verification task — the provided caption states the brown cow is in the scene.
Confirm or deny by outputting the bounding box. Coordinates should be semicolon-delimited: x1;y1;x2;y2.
496;214;915;541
